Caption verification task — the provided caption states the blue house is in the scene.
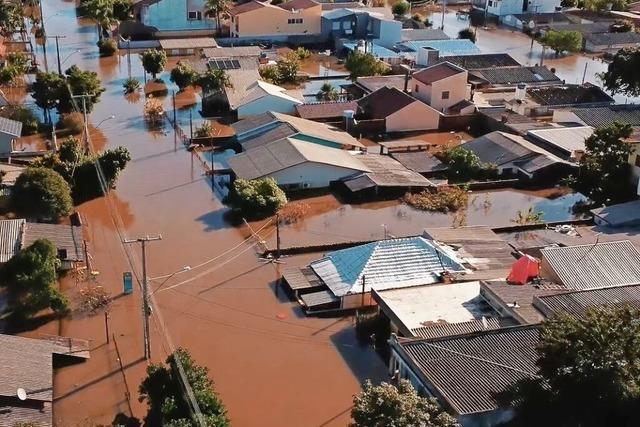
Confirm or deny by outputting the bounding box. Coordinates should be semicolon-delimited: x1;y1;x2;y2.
322;8;402;48
135;0;216;36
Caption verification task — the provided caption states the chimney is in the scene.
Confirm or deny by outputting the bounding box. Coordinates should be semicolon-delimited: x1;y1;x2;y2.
399;64;412;93
515;83;527;101
343;109;355;134
417;47;439;66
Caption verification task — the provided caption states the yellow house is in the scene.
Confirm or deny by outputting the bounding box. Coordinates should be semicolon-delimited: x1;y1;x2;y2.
229;0;322;38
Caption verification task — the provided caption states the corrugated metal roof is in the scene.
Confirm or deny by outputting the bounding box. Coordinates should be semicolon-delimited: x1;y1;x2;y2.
400;325;539;415
23;222;84;262
411;317;516;339
541;240;640;290
241;123;298;151
282;266;324;291
300;289;339;308
571;105;640;128
533;284;640;318
0;219;24;263
527;126;594;156
202;46;262;58
311;237;467;297
390;151;446;174
0;116;22;137
585;31;640;46
400;39;481;56
272;112;365;148
343;154;435;189
472;66;560;85
159;38;218;50
296;101;358;120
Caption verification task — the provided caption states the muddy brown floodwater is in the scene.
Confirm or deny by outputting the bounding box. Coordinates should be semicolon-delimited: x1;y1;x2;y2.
31;1;388;427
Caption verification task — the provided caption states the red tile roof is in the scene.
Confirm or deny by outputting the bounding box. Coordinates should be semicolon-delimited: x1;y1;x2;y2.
412;61;464;85
296;101;358;120
279;0;319;10
229;0;266;15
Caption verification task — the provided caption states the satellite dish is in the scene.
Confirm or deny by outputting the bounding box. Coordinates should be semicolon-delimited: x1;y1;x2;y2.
16;388;27;401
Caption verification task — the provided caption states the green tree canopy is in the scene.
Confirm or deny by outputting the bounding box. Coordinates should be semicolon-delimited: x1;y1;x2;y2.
140;49;168;79
345;51;388;80
0;2;23;36
224;178;287;218
170;61;198;91
440;147;494;183
197;68;232;93
12;167;73;221
317;82;339;101
584;0;628;11
566;121;633;206
601;47;640;96
351;380;460;427
205;0;230;35
62;65;105;113
392;1;410;16
30;72;66;123
503;306;640;427
139;348;229;427
539;30;582;56
83;0;117;40
0;239;69;320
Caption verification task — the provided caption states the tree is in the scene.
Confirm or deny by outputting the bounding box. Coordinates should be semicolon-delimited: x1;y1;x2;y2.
317;82;339;101
391;1;410;16
140;49;168;80
30;71;66;123
205;0;229;36
440;147;487;183
567;122;633;206
224;178;287;218
197;68;231;94
12;167;73;221
503;306;640;427
0;2;23;36
139;348;229;427
351;380;460;427
584;0;628;11
0;239;69;320
61;65;105;113
601;47;640;96
539;30;582;56
345;51;388;80
84;0;117;40
458;27;476;43
170;61;198;91
276;51;300;84
113;0;133;21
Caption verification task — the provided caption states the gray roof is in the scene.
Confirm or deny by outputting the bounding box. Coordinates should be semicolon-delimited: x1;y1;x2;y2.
435;53;519;71
354;75;407;94
472;66;561;85
411;317;517;339
533;284;640;318
311;236;467;297
401;28;449;41
23;222;85;262
545;22;611;34
232;112;278;137
228;137;369;180
342;154;435;191
541;240;640;290
571;105;640;128
584;31;640;46
399;325;540;415
0;219;24;263
202;46;262;58
241;122;298;151
390;151;446;174
526;84;614;106
0;116;22;137
591;200;640;227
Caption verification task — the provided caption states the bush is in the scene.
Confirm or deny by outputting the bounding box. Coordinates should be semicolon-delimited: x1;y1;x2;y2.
12;167;73;221
259;64;281;83
170;61;198;91
0;65;19;85
224;178;287;218
392;1;410;16
295;47;311;60
194;121;214;138
123;77;140;93
345;51;388;80
97;38;117;56
61;112;85;134
458;27;476;43
403;186;469;213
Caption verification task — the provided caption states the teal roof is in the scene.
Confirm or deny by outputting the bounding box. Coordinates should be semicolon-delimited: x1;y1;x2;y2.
400;39;481;56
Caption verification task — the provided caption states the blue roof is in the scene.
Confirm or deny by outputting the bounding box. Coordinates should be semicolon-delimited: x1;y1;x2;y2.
310;236;467;297
342;42;402;59
399;39;481;56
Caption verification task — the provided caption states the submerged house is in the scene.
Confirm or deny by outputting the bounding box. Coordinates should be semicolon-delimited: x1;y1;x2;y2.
134;0;216;36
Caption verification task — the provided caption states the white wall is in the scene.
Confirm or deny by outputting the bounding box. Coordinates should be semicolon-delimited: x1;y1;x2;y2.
272;162;362;188
237;94;302;118
430;73;469;112
387;101;440;132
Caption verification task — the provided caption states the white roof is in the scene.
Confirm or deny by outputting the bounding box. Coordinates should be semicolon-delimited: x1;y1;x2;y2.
228;137;370;180
237;80;303;108
0;219;24;263
311;236;467;297
271;112;365;148
527;126;594;156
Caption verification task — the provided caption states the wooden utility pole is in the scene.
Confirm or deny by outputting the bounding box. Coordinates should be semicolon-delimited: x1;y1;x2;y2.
123;235;162;360
48;34;66;74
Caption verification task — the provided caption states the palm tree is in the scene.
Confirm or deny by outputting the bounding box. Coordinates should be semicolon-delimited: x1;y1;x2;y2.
317;82;339;101
205;0;230;36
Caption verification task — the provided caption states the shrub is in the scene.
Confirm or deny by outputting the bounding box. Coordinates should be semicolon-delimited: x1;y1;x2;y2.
194;121;214;138
259;64;281;83
144;96;164;125
278;202;310;224
392;1;410;16
123;77;140;93
458;27;476;43
224;178;287;218
61;112;85;134
140;49;167;79
12;167;73;221
170;61;198;90
403;186;469;213
97;38;118;56
0;65;19;85
295;47;311;60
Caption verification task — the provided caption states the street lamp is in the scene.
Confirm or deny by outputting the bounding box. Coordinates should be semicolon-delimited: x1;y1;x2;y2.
95;114;116;129
153;266;192;294
60;49;81;67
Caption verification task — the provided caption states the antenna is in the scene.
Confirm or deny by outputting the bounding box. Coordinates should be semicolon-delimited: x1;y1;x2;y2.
16;388;27;401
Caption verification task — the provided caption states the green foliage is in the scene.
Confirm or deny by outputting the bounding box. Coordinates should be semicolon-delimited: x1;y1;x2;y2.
140;49;168;79
440;147;494;183
34;137;131;203
259;65;282;84
458;27;476;43
258;51;300;85
123;77;141;94
295;47;311;60
0;239;69;320
12;167;73;221
113;0;133;20
224;178;287;218
97;38;118;56
503;306;640;427
139;348;229;427
601;47;640;96
7;52;30;74
511;206;544;225
403;186;469;213
345;51;388;80
584;0;628;11
62;65;105;113
391;1;410;16
170;61;198;91
61;112;85;134
0;106;39;135
0;2;23;36
539;30;582;55
317;82;339;101
0;66;19;85
194;122;214;138
351;380;460;427
31;71;66;119
83;0;118;39
566;122;633;206
197;68;232;93
205;0;230;34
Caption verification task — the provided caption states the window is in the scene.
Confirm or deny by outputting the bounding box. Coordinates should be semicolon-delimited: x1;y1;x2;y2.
288;18;303;24
414;84;419;93
332;21;341;30
635;154;640;168
188;10;202;20
441;91;450;100
488;0;493;6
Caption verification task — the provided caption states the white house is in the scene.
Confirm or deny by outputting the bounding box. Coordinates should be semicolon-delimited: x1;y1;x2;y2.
228;137;370;189
475;0;561;17
0;117;22;155
236;81;304;119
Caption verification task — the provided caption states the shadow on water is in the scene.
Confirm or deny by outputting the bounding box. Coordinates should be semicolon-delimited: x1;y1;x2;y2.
329;327;388;386
195;207;232;231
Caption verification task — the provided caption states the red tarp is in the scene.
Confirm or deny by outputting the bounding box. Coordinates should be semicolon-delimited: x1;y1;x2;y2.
507;255;540;285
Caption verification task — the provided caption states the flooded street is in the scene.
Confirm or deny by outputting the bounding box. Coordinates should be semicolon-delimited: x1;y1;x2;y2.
25;2;594;426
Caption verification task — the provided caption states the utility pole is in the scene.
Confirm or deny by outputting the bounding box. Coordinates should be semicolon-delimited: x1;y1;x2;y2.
124;235;162;360
72;93;92;153
441;0;446;30
49;35;66;75
275;213;281;260
581;62;588;85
